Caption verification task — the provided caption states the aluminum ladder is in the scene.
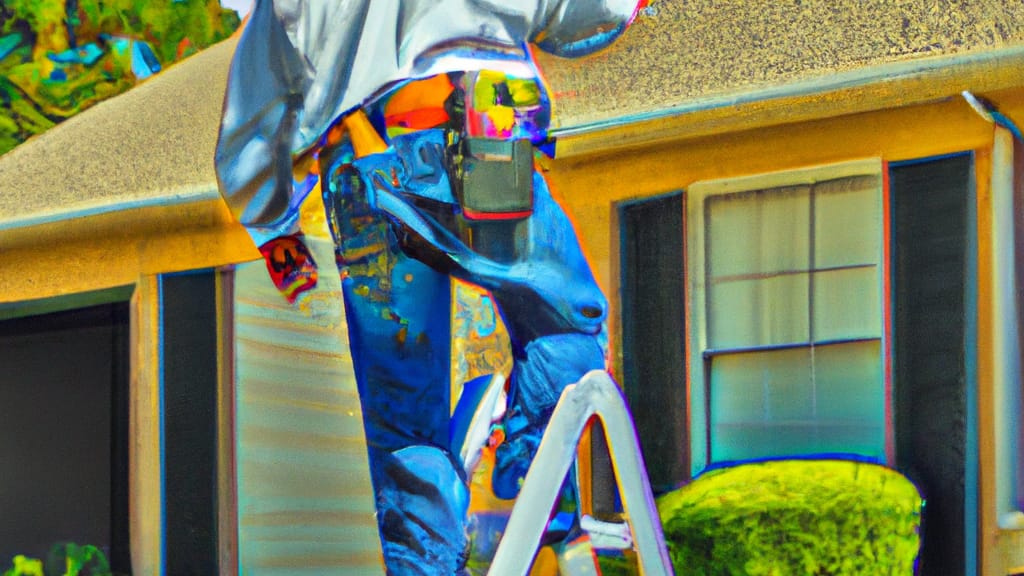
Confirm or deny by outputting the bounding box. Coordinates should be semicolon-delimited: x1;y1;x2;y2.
486;370;675;576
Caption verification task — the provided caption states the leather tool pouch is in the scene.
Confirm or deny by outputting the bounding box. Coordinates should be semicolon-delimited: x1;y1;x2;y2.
449;136;534;220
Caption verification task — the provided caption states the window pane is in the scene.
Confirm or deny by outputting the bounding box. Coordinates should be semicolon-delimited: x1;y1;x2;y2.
711;347;813;421
813;267;881;341
813;175;881;268
713;424;876;463
710;348;813;461
815;341;884;425
707;185;810;278
709;342;885;463
710;274;810;349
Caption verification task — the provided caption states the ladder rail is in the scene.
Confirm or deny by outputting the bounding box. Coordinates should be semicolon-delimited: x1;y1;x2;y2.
487;370;674;576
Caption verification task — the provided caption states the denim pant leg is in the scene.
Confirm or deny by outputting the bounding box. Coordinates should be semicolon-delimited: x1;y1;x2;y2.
369;445;471;575
491;332;606;500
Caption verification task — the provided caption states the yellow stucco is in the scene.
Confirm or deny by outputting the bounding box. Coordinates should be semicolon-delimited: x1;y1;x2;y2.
0;199;258;304
547;96;999;306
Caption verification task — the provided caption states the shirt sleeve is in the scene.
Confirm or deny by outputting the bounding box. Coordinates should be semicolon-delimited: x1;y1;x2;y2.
214;0;311;246
214;0;644;247
531;0;644;58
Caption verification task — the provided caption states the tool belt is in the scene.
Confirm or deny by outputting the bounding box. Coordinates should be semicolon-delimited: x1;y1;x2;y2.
323;105;537;262
446;134;534;221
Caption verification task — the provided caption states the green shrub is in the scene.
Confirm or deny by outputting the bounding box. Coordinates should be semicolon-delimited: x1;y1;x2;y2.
596;552;636;576
4;543;111;576
3;556;43;576
656;459;922;576
45;543;110;576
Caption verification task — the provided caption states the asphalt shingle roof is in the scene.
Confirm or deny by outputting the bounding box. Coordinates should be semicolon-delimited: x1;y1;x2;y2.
0;35;237;231
3;1;1024;231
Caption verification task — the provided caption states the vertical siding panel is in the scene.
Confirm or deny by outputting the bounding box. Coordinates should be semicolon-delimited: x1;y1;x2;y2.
234;234;382;575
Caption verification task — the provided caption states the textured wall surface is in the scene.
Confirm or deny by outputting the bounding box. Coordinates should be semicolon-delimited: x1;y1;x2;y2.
538;0;1024;127
233;200;382;574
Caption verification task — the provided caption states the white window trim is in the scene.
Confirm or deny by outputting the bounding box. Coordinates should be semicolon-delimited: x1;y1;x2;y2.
685;158;887;476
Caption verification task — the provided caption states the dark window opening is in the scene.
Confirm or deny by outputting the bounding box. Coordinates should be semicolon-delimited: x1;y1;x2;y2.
0;303;131;573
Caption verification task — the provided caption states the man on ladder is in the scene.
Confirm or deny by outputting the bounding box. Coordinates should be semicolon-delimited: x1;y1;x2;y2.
215;1;669;573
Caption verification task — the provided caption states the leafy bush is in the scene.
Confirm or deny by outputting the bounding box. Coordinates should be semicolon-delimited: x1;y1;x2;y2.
3;543;111;576
3;556;43;576
596;552;636;576
656;459;922;576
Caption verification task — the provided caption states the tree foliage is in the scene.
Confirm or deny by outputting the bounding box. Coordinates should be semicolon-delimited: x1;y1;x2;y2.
0;0;241;155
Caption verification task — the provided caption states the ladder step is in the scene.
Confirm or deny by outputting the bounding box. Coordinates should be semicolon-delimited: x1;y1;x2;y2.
581;515;633;551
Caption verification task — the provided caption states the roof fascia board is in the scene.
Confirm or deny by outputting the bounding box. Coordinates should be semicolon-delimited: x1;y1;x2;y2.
552;44;1024;158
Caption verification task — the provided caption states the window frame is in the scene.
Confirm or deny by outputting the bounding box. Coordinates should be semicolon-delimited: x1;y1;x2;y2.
685;158;892;475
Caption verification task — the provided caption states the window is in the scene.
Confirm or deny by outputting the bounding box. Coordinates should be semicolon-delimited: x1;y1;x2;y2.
0;303;131;572
688;160;886;471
